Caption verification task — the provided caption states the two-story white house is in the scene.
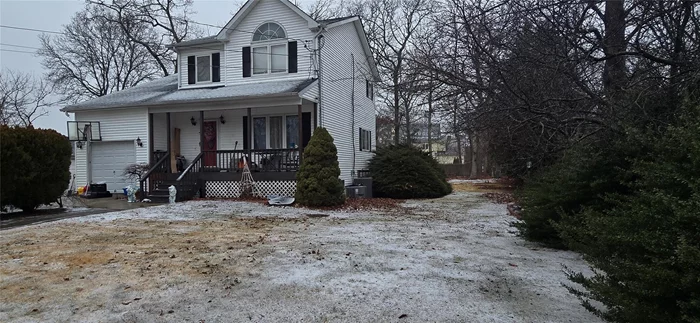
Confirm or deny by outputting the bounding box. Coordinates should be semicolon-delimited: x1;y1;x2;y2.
62;0;378;201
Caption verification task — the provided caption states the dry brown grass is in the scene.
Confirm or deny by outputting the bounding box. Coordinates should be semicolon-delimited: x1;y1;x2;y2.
451;182;515;193
0;217;304;307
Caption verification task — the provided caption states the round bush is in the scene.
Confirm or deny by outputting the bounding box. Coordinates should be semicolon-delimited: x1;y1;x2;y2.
368;145;452;199
295;127;345;207
1;125;72;211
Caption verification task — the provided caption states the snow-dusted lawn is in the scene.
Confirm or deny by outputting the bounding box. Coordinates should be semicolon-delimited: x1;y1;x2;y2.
0;191;600;323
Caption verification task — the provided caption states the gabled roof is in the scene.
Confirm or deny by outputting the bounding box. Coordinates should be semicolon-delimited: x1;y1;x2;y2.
61;76;317;112
216;0;319;40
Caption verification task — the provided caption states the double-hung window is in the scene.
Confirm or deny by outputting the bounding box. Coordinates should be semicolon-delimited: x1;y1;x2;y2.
359;128;372;151
196;56;211;82
252;22;287;75
187;52;220;85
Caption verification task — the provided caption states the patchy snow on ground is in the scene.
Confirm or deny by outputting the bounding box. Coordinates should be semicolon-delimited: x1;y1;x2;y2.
54;200;379;224
0;192;600;323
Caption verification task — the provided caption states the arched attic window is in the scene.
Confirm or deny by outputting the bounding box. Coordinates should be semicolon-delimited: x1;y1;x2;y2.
247;22;297;75
253;22;287;41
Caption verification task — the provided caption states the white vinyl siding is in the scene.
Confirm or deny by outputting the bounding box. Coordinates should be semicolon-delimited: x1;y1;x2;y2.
224;0;315;84
73;109;149;187
320;23;376;184
299;80;319;102
153;113;168;152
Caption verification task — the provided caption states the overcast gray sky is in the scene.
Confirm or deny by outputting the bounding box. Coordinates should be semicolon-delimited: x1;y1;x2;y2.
0;0;280;134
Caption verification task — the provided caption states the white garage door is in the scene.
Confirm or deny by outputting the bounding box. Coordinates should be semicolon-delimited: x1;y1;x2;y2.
91;141;136;192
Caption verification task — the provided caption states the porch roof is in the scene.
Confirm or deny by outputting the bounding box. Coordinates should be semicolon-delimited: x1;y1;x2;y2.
61;75;317;112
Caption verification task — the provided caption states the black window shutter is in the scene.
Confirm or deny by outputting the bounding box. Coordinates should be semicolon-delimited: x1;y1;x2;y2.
288;41;298;73
242;116;249;150
302;112;311;147
187;56;196;84
242;47;251;77
212;53;220;82
369;131;372;151
359;128;363;151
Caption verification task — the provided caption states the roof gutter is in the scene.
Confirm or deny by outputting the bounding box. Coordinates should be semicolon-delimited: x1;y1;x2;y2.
61;92;301;113
167;38;224;50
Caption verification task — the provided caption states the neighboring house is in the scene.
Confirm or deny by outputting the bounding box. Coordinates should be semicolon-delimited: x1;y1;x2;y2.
62;0;379;201
435;136;466;164
412;122;443;156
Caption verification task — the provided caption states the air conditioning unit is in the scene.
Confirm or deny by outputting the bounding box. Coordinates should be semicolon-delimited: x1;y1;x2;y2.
353;177;373;198
346;185;366;199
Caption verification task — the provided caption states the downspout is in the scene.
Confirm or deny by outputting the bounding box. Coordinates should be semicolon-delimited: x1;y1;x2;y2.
351;53;356;179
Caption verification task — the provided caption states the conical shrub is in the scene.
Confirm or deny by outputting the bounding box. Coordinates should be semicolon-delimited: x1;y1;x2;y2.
295;127;345;207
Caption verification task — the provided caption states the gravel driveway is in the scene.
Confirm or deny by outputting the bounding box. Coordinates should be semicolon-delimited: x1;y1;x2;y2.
0;190;601;323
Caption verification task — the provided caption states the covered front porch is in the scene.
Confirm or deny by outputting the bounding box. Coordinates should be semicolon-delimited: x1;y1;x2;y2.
141;98;317;201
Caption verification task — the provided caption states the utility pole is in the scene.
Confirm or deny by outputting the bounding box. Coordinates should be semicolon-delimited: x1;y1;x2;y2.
427;82;433;156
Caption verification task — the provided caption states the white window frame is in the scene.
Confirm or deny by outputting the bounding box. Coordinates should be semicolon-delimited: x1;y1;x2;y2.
359;128;372;151
251;41;288;75
195;55;212;84
366;80;374;99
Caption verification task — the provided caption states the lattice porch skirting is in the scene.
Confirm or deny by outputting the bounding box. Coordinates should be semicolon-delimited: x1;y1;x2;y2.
205;180;297;198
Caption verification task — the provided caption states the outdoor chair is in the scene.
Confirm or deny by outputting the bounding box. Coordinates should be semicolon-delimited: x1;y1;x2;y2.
282;150;300;171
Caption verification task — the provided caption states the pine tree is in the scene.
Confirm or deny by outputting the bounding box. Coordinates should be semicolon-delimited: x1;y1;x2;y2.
295;128;345;207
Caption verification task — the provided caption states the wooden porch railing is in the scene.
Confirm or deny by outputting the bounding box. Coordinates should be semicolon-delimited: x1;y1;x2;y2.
201;149;300;172
153;150;168;164
175;152;204;201
139;152;170;196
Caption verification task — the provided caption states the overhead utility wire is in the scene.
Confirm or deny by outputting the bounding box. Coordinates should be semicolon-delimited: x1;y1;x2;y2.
0;24;312;59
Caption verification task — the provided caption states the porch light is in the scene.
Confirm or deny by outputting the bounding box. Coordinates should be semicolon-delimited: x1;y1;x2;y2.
76;141;84;149
136;137;143;147
190;116;197;126
219;115;226;124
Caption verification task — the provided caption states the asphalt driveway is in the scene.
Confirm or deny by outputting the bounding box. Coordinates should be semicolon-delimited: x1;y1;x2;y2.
0;208;112;230
1;196;161;230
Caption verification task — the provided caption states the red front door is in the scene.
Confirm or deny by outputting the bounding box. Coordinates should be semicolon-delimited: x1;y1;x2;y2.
203;121;217;167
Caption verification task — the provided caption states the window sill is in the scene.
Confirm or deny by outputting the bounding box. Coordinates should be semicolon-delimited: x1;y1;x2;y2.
181;83;224;90
252;71;289;77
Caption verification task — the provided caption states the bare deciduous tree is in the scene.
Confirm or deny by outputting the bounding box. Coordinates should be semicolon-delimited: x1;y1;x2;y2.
0;69;55;127
352;0;436;145
90;0;198;75
38;5;161;103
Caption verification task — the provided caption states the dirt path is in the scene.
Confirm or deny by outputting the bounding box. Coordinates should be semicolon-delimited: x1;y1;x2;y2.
0;192;601;323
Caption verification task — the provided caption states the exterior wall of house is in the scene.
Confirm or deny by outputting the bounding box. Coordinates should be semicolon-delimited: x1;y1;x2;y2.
300;80;318;102
320;22;377;184
153;113;168;152
222;0;316;85
73;108;149;186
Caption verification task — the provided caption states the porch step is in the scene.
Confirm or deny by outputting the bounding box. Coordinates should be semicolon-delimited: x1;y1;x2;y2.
147;194;170;203
146;182;199;202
